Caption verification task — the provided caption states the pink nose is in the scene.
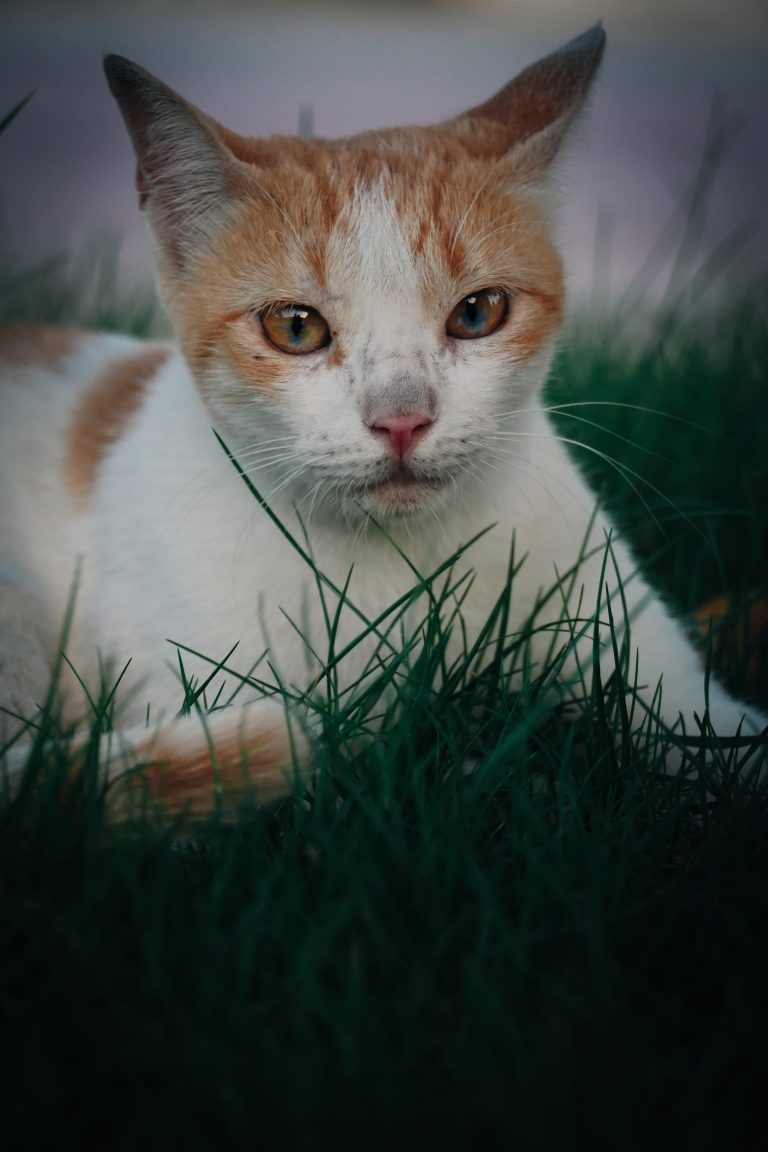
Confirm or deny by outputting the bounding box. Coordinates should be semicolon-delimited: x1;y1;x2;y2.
370;411;433;459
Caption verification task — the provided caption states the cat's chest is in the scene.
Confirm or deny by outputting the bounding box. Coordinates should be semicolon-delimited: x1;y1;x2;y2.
81;488;510;718
76;368;594;718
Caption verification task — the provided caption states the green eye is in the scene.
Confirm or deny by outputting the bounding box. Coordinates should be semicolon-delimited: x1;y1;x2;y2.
446;288;509;340
260;303;331;355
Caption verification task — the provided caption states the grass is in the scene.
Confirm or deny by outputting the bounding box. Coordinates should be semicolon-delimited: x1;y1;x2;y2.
551;287;768;607
2;262;767;1150
550;280;768;704
2;109;768;1143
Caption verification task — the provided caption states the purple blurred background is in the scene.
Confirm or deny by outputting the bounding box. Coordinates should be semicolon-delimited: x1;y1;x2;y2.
1;0;767;306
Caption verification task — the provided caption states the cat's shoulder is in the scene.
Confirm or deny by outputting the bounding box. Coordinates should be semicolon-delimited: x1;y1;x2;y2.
0;323;176;504
0;322;90;373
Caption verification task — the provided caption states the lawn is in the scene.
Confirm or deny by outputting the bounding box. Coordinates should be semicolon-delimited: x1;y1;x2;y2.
2;238;768;1147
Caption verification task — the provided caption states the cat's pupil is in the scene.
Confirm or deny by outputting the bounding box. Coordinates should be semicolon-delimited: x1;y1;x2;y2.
445;288;507;340
260;302;331;354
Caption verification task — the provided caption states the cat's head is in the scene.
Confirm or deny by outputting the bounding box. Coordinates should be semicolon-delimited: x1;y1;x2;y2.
105;25;605;520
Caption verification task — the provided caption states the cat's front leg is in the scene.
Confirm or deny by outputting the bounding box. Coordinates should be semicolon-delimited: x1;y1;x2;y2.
595;588;768;771
651;669;767;777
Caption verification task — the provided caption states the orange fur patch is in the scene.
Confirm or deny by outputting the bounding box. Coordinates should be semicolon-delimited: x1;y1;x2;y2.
0;323;85;372
696;594;768;694
6;706;304;827
65;346;169;504
120;707;303;821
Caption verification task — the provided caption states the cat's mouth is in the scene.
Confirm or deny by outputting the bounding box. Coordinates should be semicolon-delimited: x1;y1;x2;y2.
356;464;446;515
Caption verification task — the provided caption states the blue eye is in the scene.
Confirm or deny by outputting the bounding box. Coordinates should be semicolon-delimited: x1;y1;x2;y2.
446;289;509;340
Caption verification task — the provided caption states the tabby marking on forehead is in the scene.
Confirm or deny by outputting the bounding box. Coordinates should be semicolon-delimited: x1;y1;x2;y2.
65;346;169;504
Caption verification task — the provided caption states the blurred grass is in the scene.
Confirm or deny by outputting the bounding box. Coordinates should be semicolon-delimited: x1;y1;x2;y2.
548;278;768;701
0;239;166;336
551;282;768;592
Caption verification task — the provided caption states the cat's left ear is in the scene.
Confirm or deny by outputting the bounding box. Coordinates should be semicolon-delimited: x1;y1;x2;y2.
454;23;606;175
104;55;244;270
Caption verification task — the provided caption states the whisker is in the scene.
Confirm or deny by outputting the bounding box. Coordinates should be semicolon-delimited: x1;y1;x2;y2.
542;399;724;437
492;412;671;464
482;446;592;520
247;176;309;265
449;154;527;264
469;455;538;523
469;217;544;248
233;436;299;458
487;428;687;538
498;398;723;438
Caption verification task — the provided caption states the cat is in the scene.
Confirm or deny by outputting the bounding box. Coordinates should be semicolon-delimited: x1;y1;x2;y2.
0;23;764;820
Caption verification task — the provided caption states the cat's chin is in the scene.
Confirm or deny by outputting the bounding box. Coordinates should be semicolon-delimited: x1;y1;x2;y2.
348;474;449;518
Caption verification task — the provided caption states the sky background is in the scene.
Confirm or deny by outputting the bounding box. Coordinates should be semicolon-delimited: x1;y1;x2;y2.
1;0;767;306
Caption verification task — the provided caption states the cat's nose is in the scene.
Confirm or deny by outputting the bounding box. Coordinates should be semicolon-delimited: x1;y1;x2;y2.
370;412;433;460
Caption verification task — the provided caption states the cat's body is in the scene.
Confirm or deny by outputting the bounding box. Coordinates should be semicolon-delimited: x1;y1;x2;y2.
1;25;764;815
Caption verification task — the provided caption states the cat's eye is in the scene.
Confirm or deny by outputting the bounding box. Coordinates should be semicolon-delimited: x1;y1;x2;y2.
446;288;509;340
260;303;331;355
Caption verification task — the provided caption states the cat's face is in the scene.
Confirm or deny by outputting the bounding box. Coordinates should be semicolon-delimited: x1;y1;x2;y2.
105;24;604;519
176;133;564;519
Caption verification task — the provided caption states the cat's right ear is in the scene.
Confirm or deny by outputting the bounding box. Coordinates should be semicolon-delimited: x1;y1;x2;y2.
104;56;242;270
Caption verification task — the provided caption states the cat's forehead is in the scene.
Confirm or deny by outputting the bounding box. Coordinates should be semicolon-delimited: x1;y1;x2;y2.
187;122;558;323
223;121;523;236
223;124;544;288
